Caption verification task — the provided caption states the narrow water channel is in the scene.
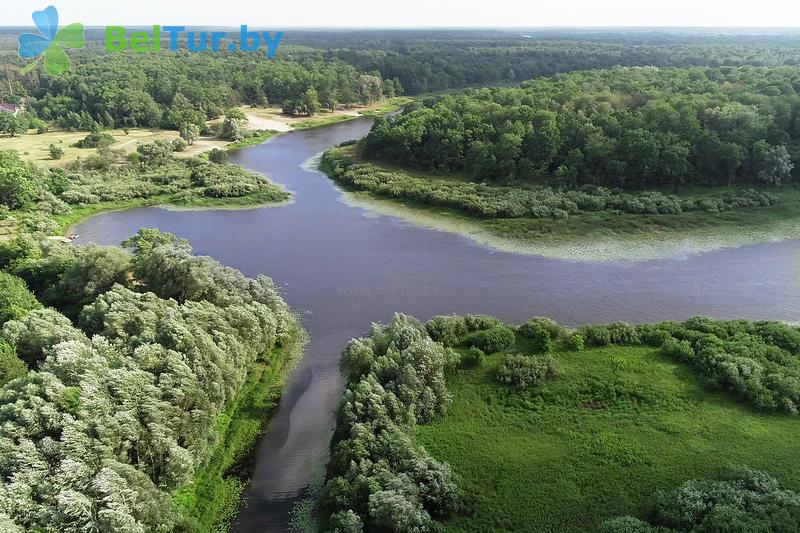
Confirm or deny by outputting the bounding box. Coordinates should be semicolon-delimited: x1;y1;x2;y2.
72;117;800;531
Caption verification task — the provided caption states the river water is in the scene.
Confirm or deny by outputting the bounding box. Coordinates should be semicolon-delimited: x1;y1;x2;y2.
72;117;800;531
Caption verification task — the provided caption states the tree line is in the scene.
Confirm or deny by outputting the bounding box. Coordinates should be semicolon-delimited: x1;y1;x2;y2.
5;50;398;133
279;29;800;95
361;66;800;188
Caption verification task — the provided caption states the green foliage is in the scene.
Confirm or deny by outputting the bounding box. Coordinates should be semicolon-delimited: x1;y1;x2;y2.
0;272;42;326
22;52;394;133
495;354;558;388
0;150;39;209
0;230;298;531
602;467;800;532
0;339;25;386
74;132;114;149
519;317;564;342
414;334;800;531
426;315;468;347
568;333;585;352
48;143;64;160
361;67;800;188
322;149;777;221
323;314;461;531
460;347;484;368
1;307;87;365
209;148;229;164
0;113;24;137
463;326;515;354
519;318;561;353
180;123;201;145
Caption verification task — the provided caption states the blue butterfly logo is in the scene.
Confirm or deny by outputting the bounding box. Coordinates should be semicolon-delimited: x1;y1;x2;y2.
18;6;85;76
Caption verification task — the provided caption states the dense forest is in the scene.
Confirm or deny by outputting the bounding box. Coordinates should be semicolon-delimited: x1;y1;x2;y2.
0;47;398;132
323;313;800;531
361;66;800;188
0;227;299;531
284;30;800;94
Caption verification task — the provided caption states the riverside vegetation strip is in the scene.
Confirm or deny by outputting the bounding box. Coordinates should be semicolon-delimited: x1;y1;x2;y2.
320;146;800;260
321;313;800;532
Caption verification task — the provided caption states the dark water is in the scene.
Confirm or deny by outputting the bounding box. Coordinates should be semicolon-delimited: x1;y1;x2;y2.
72;118;800;531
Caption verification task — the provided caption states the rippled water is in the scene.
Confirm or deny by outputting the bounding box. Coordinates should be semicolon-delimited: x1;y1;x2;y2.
72;117;800;531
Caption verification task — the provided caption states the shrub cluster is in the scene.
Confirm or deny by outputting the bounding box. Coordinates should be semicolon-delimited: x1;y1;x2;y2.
321;149;776;220
577;317;800;414
601;467;800;532
0;149;288;222
496;354;558;388
322;314;461;532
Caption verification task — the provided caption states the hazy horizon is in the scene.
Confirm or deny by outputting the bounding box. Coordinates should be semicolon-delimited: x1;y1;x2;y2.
3;0;800;29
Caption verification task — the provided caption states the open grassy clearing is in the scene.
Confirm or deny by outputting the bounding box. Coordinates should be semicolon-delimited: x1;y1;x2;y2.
0;127;229;167
415;343;800;532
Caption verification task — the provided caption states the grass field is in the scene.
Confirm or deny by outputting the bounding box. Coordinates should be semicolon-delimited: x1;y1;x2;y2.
415;344;800;532
0;127;228;167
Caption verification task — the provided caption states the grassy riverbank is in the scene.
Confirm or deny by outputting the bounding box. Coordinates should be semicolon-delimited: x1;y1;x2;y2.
416;342;800;531
322;147;800;261
174;327;308;532
321;313;800;531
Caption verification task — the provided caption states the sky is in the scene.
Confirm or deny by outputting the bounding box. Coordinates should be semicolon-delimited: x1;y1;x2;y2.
3;0;800;28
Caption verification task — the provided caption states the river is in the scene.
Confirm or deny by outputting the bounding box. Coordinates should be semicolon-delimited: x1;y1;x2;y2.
72;117;800;531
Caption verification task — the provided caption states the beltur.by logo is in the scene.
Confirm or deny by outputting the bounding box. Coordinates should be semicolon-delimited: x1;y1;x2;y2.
16;5;284;77
106;26;283;58
18;6;85;75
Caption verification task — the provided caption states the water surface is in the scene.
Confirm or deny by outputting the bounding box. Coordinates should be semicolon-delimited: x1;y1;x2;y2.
73;118;800;531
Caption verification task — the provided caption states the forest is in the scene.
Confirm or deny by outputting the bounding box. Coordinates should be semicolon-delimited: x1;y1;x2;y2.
284;30;800;94
323;313;800;532
0;47;398;133
360;66;800;188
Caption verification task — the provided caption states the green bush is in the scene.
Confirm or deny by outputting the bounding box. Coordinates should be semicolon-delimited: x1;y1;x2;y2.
568;333;585;351
460;346;484;367
0;272;42;326
463;314;503;332
518;321;553;353
426;315;468;347
661;337;695;361
463;326;515;353
496;354;558;388
580;325;612;346
74;132;114;149
519;317;564;341
602;467;800;532
0;339;26;385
